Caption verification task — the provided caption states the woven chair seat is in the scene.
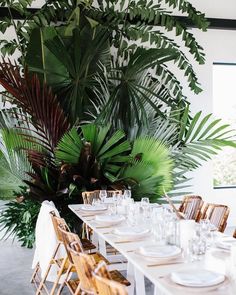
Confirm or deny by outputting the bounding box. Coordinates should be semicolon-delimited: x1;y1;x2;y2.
81;238;96;251
110;270;130;286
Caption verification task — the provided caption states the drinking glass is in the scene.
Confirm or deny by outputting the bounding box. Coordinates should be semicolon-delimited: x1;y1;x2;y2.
151;208;166;244
124;190;132;199
141;197;149;206
188;237;207;261
128;203;140;226
99;190;107;203
92;198;100;206
109;203;117;215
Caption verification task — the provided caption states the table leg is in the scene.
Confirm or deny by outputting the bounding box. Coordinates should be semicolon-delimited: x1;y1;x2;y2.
98;235;107;257
126;261;135;295
91;231;99;249
134;267;146;295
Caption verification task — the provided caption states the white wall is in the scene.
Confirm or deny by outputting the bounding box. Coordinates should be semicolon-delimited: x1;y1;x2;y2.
180;28;236;227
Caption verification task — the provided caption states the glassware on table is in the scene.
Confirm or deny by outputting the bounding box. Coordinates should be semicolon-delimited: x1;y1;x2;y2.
166;216;180;246
92;198;101;206
127;203;140;226
124;190;132;199
188;237;207;261
109;203;117;215
141;197;150;206
99;190;107;203
151;208;166;244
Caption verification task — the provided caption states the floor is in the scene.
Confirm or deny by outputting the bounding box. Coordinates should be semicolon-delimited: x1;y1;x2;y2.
0;238;153;295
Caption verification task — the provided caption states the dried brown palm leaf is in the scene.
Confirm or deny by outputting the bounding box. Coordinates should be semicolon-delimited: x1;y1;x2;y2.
0;60;70;152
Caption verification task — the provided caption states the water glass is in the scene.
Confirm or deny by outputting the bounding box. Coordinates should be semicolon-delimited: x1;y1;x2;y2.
124;190;132;199
99;190;107;203
188;237;207;261
92;198;100;206
141;197;149;206
109;203;117;215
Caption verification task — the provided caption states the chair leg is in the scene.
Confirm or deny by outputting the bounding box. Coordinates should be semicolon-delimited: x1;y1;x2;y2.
49;256;68;295
56;264;73;295
35;261;53;295
35;243;61;295
74;283;81;295
31;262;40;283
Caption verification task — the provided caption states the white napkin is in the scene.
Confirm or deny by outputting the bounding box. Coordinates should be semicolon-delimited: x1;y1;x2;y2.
139;245;181;258
114;226;149;236
171;269;225;287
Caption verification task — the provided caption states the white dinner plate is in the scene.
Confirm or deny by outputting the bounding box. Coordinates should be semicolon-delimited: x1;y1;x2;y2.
95;214;125;225
138;245;181;259
113;226;150;239
171;269;225;287
80;204;107;211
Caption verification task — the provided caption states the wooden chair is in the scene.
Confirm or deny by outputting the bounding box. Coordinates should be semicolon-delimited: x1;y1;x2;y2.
82;190;122;204
34;213;96;295
93;260;128;295
67;242;130;294
178;195;203;221
200;203;230;232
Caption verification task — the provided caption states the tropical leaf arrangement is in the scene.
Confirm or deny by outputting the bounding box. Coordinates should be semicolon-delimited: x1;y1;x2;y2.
0;0;235;247
0;187;40;248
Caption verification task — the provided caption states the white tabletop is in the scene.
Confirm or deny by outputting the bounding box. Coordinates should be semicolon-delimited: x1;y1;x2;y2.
69;204;236;295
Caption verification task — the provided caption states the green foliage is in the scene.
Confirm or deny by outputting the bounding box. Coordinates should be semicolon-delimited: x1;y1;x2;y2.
55;124;173;199
0;187;40;248
0;0;209;125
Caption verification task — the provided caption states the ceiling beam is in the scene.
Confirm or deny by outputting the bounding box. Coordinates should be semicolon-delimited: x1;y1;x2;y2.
0;7;236;30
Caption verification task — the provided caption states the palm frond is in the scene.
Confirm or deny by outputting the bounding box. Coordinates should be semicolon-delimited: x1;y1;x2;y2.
0;60;70;152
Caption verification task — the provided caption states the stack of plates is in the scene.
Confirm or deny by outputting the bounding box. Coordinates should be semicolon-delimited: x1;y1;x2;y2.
170;269;225;287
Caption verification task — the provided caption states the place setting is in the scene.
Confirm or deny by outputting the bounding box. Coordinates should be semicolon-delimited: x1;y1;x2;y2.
134;244;184;267
159;268;230;293
105;225;151;244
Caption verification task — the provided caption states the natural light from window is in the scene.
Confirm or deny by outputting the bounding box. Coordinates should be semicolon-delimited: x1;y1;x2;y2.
213;63;236;187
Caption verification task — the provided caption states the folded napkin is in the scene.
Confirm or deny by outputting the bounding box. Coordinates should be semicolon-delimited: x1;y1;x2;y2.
139;245;181;258
114;226;149;236
171;269;225;287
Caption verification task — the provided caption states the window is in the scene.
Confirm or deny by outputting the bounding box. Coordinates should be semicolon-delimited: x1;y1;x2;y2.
213;63;236;188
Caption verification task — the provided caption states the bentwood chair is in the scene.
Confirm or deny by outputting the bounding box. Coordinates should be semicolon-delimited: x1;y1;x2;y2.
67;242;130;294
178;195;203;221
93;262;128;295
200;203;230;232
82;190;122;204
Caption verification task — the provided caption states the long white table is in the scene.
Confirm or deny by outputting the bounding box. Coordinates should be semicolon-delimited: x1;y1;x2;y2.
69;204;236;295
